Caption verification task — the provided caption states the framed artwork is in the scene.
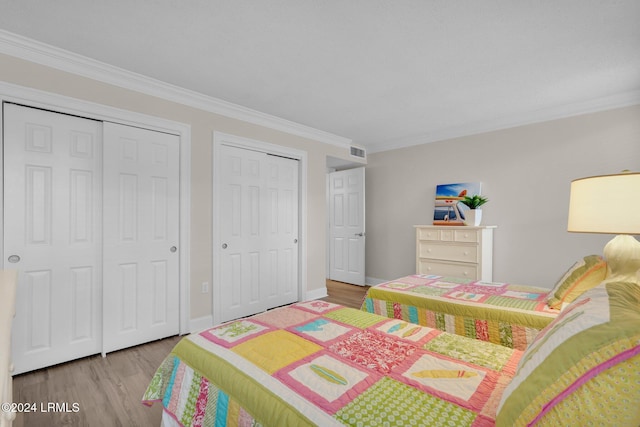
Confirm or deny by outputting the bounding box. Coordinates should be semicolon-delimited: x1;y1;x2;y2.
433;182;481;226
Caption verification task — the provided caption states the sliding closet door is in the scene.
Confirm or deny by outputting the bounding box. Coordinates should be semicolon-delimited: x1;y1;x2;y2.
102;122;180;353
218;144;299;322
264;152;299;309
4;103;103;375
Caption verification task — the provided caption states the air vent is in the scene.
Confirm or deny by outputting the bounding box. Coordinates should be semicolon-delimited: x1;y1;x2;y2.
350;146;366;159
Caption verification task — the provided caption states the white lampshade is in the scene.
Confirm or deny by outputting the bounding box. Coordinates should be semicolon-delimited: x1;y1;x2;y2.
567;172;640;235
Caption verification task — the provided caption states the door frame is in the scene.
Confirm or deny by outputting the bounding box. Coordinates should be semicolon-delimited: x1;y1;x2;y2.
0;81;192;335
212;131;307;326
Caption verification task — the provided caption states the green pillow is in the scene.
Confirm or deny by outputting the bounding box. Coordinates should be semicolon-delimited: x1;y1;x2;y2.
497;281;640;426
546;255;607;309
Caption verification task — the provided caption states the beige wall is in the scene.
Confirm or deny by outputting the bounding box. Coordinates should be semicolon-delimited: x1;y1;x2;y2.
366;105;640;287
0;53;359;321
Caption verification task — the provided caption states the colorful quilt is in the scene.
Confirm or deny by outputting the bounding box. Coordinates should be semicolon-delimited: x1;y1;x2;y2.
362;275;560;350
143;301;522;426
496;281;640;426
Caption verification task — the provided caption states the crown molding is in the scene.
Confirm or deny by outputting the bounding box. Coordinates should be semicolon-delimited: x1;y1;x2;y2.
0;29;351;148
366;90;640;154
3;29;637;154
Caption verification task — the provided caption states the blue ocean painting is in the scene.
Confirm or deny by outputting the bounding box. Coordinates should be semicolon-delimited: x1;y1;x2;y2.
435;182;482;200
433;182;482;225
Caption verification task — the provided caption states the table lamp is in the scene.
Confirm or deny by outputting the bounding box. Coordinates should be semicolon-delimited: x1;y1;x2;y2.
567;171;640;284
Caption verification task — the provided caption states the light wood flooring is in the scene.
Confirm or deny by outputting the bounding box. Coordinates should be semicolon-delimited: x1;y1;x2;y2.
11;280;368;427
321;279;369;308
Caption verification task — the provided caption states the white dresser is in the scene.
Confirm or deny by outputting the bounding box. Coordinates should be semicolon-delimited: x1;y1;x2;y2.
414;225;495;281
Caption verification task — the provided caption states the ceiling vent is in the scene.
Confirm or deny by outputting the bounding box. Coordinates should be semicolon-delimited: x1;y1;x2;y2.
350;145;366;159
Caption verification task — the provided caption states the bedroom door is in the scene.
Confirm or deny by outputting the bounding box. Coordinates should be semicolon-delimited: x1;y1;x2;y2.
4;103;103;374
102;122;180;354
218;144;299;322
329;167;366;285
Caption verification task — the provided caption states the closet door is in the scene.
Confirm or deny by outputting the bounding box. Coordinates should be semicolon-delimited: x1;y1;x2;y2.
4;103;102;375
218;144;299;322
102;122;180;353
264;153;299;309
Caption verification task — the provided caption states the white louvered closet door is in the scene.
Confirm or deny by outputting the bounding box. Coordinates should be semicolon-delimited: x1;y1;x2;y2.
102;122;180;354
4;103;103;375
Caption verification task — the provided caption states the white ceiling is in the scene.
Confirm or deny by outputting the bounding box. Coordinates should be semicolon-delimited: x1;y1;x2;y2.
0;1;639;153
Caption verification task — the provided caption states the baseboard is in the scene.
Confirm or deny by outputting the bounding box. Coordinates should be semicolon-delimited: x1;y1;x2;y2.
189;315;213;333
304;287;328;301
365;276;388;286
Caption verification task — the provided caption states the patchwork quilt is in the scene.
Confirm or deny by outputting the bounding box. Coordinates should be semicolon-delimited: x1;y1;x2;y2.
362;275;560;350
496;281;640;426
143;301;522;426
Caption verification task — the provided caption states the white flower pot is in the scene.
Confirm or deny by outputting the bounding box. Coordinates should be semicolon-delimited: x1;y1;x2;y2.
464;209;482;226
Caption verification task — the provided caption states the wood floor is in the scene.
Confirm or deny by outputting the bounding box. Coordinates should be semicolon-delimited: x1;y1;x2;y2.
11;280;368;427
11;335;182;427
321;279;369;309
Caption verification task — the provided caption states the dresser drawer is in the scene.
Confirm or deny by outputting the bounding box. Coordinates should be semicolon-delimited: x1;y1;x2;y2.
417;227;479;243
418;242;479;263
417;227;441;241
453;230;479;243
417;259;478;279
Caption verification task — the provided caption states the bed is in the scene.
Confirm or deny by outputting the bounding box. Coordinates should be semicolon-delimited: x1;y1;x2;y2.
361;275;558;350
143;280;640;426
361;255;608;350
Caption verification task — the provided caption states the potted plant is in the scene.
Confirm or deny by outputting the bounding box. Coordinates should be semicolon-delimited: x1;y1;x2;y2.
459;195;488;226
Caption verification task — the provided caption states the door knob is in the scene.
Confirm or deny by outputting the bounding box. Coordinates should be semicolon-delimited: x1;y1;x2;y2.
170;246;177;253
8;255;20;263
354;232;365;237
293;239;298;244
222;243;228;249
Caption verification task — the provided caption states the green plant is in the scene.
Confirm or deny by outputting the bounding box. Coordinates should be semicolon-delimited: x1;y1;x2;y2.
460;194;488;209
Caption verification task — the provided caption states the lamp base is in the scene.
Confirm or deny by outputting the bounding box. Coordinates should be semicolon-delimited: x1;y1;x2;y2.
602;234;640;284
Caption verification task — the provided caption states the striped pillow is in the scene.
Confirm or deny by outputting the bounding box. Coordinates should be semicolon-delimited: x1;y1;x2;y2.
497;282;640;426
546;255;606;309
